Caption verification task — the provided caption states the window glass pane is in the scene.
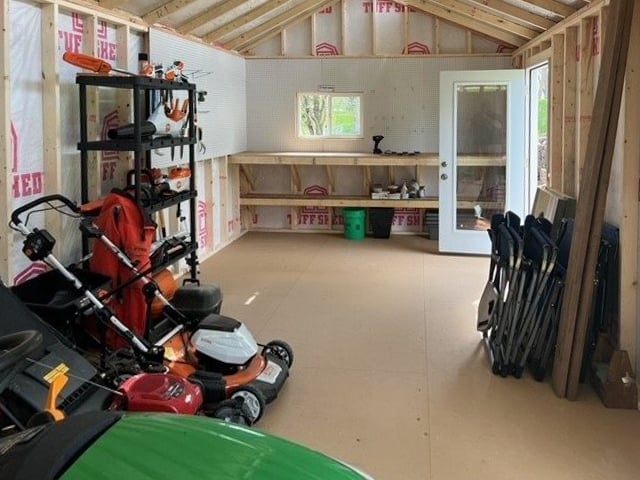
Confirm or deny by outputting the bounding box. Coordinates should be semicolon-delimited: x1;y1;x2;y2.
298;94;328;136
330;96;361;136
455;84;507;231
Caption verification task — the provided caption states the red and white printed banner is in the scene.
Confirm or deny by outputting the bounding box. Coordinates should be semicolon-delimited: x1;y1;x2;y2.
10;1;45;284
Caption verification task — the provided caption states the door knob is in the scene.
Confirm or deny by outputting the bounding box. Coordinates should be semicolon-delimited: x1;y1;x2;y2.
441;161;448;167
440;173;448;180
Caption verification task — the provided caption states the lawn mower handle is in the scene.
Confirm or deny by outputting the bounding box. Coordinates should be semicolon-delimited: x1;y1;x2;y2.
10;194;79;226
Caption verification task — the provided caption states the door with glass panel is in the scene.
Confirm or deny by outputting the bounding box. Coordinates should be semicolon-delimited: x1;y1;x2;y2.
439;70;525;254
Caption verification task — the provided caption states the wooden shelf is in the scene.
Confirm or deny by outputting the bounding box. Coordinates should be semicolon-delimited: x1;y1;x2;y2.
229;151;505;167
231;152;505;233
230;151;438;166
240;194;439;208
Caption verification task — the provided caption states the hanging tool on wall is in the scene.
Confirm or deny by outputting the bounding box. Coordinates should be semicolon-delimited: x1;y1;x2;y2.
63;52;135;76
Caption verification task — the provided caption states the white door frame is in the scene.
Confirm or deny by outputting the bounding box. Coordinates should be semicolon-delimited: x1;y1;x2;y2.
439;69;526;254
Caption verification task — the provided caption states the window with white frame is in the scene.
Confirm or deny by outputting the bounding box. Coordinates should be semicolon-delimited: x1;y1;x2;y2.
297;93;362;138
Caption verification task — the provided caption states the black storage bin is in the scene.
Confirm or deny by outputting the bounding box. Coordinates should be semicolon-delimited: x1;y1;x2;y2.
370;208;395;239
171;283;223;320
10;268;111;327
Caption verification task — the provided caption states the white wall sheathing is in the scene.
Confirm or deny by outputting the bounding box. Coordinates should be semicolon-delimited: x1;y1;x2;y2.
284;19;313;56
315;4;342;55
149;29;247;254
246;55;511;153
273;2;495;57
472;34;501;54
374;3;407;55
57;12;143;275
10;1;44;284
246;55;510;232
252;35;282;56
439;22;467;54
149;28;247;163
343;0;373;55
407;10;435;54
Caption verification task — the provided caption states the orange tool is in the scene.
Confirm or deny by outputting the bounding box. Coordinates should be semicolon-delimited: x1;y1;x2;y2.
63;52;134;76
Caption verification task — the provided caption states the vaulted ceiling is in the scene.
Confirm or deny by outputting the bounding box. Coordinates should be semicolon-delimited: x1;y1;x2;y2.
94;0;590;53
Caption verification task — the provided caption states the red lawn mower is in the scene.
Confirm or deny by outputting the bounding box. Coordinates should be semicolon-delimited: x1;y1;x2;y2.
9;194;292;423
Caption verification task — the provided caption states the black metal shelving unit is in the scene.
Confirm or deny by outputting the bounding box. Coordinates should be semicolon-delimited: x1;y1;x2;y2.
76;73;199;281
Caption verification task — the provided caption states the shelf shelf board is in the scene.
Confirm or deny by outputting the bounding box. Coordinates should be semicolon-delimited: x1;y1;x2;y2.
78;136;196;152
152;242;197;275
229;152;505;167
76;73;196;91
145;190;197;213
230;151;439;166
239;194;439;208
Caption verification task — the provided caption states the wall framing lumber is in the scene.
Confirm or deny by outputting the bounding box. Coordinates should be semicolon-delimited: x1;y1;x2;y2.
115;25;133;186
179;0;249;36
0;0;11;282
372;0;378;55
565;0;635;400
82;14;102;200
562;26;577;196
229;0;336;52
513;0;607;56
39;0;147;31
41;4;63;243
467;0;555;30
620;0;640;377
549;34;564;189
523;0;576;18
551;0;635;400
423;0;538;39
524;46;550;68
577;16;595;191
402;0;526;47
203;0;301;44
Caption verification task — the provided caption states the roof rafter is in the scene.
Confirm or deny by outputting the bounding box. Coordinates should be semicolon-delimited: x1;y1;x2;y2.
464;0;556;30
178;0;257;34
142;0;197;23
401;0;527;46
204;0;298;43
96;0;128;9
225;0;332;50
521;0;577;17
427;0;537;39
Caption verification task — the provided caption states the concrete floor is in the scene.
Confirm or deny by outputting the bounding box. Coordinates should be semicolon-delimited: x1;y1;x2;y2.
198;232;640;480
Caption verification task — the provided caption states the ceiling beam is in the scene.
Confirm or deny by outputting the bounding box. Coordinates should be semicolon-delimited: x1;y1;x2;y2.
96;0;128;9
178;0;256;34
465;0;556;30
142;0;197;23
521;0;577;17
514;0;606;55
40;0;147;30
427;0;537;39
204;0;300;43
401;0;527;46
224;0;333;50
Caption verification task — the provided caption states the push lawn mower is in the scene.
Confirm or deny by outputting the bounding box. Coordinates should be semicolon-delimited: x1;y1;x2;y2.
0;277;251;430
10;194;292;423
0;329;374;480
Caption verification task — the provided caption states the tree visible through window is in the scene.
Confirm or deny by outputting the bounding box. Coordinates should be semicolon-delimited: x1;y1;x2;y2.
297;93;362;138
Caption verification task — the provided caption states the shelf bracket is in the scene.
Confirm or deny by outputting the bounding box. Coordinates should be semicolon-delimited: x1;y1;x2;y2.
325;165;336;194
239;165;256;192
291;165;302;193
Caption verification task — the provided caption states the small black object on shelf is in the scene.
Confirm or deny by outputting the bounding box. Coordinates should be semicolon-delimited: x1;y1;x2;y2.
372;135;384;154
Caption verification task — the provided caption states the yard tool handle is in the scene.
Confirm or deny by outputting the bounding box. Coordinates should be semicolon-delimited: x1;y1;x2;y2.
11;194;79;227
